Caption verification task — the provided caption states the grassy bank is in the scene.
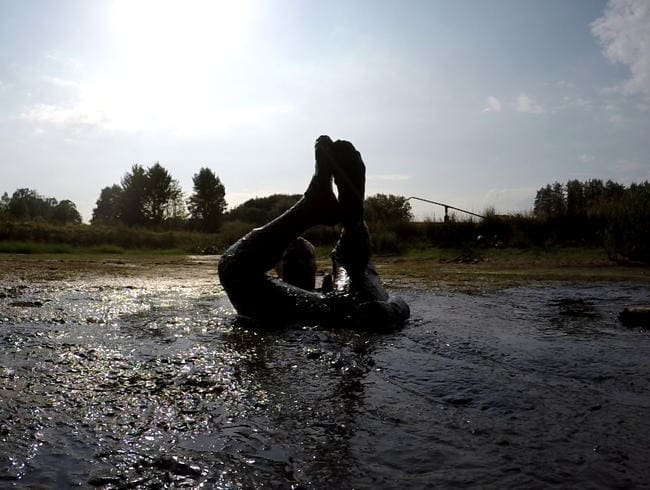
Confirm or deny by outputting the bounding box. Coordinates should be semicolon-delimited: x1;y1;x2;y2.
0;220;235;254
0;240;185;255
374;246;650;289
1;247;648;290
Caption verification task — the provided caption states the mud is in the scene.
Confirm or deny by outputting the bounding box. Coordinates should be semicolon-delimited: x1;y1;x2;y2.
1;255;649;488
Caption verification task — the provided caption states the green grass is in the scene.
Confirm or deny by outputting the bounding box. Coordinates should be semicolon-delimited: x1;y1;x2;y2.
0;241;77;254
0;240;190;255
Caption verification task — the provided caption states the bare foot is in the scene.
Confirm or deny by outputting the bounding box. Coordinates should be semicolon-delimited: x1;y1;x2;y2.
303;135;339;226
329;140;365;225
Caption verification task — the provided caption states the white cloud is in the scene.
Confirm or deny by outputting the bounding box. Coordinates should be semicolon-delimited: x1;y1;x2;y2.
367;174;412;182
592;0;650;96
608;113;625;125
45;51;84;72
558;96;592;112
578;153;595;163
21;74;293;136
615;159;644;173
515;93;545;114
557;80;576;88
482;96;502;112
21;103;108;128
483;186;537;212
611;159;650;182
44;76;83;90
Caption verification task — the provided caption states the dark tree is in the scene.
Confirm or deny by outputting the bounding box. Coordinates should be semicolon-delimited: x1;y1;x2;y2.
551;182;566;216
8;188;37;220
120;165;148;227
583;179;605;214
534;184;552;217
566;180;585;216
167;192;188;226
4;188;82;224
0;192;9;219
52;200;82;224
92;163;184;228
144;163;183;226
604;180;625;202
8;188;51;220
225;194;301;226
92;185;124;225
364;194;413;224
534;182;565;218
187;167;226;232
606;182;650;263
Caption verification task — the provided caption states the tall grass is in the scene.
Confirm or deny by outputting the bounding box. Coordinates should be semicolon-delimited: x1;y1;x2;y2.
0;221;222;254
2;198;649;264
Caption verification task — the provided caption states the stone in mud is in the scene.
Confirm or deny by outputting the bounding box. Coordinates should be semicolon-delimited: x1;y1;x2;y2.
152;455;202;477
9;300;43;307
619;306;650;326
88;474;123;486
0;287;24;299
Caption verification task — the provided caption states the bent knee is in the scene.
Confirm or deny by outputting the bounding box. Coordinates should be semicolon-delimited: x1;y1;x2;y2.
217;252;237;289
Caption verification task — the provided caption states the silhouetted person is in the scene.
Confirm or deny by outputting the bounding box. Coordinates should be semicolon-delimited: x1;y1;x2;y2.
218;136;409;329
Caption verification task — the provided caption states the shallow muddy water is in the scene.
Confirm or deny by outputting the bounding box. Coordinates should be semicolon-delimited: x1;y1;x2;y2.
1;256;649;488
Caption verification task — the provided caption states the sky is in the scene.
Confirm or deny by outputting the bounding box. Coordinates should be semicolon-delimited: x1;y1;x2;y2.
1;0;649;222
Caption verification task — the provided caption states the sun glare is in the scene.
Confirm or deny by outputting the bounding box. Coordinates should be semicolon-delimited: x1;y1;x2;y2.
112;0;252;65
106;0;254;132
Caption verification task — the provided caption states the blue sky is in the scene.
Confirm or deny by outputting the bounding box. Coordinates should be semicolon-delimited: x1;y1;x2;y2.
1;0;649;221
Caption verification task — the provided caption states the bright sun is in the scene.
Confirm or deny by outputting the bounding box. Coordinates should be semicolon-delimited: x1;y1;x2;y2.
112;0;253;68
104;0;254;132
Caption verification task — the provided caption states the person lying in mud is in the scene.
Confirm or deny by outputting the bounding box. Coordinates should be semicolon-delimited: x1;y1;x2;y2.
218;136;410;329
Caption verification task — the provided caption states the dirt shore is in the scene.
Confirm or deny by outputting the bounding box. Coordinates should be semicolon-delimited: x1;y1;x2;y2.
375;248;650;290
1;249;647;288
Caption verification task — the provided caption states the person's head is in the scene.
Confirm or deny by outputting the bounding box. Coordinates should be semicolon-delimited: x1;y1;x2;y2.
277;237;317;290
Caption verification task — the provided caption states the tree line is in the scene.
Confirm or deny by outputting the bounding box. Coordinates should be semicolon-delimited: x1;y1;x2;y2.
531;178;649;262
533;179;627;219
1;188;82;224
2;160;413;235
92;163;226;232
3;167;647;263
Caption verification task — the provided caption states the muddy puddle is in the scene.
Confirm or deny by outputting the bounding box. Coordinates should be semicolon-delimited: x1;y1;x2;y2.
1;256;649;488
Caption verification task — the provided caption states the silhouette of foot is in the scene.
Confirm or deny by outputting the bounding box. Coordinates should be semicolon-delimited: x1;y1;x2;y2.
303;135;339;226
329;139;365;225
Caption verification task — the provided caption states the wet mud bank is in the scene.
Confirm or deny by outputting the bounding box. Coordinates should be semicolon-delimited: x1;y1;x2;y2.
1;255;649;487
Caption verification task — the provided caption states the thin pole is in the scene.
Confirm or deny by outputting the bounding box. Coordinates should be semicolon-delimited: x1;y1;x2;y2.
406;196;486;220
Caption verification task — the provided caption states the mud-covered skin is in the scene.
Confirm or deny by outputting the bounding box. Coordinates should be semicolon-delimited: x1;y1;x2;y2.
218;217;409;327
218;136;409;328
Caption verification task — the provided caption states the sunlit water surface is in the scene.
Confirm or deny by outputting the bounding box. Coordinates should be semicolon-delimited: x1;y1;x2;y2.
1;263;649;488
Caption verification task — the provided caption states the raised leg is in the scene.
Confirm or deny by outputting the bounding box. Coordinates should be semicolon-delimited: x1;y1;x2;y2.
324;139;389;302
218;137;338;318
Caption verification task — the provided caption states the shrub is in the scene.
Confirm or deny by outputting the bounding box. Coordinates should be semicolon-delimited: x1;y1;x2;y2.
371;230;405;255
605;183;650;264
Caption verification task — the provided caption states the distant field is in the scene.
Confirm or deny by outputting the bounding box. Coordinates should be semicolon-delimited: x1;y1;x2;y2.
373;247;650;289
2;248;648;289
